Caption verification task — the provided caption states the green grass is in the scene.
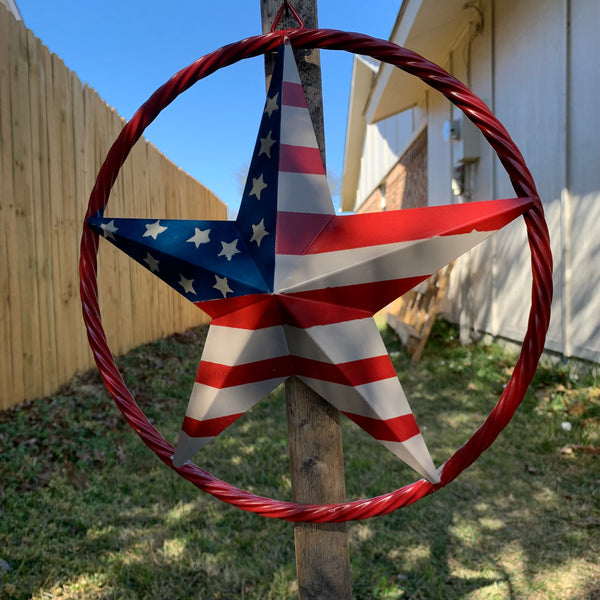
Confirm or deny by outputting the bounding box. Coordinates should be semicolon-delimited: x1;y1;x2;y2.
1;320;599;599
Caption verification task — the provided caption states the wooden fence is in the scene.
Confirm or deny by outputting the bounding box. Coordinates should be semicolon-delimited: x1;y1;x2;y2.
0;5;227;410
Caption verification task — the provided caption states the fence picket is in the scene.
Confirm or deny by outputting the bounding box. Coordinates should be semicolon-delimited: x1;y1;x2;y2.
9;14;34;401
0;7;15;403
28;29;58;396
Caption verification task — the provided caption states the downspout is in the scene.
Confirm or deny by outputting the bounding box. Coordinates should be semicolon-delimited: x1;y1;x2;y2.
459;0;485;345
490;0;498;337
561;0;572;357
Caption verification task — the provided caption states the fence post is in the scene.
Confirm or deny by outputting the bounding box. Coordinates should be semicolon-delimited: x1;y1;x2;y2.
260;2;353;598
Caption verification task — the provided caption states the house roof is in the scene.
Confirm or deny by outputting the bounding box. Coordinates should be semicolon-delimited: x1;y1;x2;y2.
340;55;378;212
366;0;471;123
340;0;472;210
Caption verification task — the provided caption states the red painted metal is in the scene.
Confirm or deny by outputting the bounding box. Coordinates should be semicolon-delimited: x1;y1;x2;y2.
271;0;305;32
79;28;553;522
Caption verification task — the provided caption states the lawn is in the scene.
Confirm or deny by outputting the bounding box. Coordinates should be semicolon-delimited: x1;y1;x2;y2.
1;319;599;599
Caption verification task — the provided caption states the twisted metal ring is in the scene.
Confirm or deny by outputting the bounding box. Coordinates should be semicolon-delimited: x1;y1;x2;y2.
79;28;552;522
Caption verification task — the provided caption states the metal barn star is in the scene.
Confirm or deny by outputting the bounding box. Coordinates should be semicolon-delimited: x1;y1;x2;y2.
89;44;532;483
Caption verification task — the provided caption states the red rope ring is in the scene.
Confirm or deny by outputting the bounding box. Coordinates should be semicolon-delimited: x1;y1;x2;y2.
79;28;552;522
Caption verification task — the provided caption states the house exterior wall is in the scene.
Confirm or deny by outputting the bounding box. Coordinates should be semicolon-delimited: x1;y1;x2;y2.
421;0;600;362
352;0;600;361
565;0;600;360
358;127;427;214
355;110;414;210
487;0;567;355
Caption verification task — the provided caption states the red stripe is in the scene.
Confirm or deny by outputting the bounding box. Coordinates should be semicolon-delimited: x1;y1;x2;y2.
199;281;429;328
294;355;396;386
194;354;395;390
182;413;242;438
195;356;293;388
286;277;429;315
275;211;333;255
195;294;270;320
303;198;533;253
280;144;325;175
278;295;369;328
344;412;420;443
282;81;307;108
210;296;281;329
200;294;370;329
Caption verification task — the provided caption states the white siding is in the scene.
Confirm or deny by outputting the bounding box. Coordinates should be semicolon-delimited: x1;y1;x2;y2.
356;111;413;209
491;0;567;353
567;0;600;361
426;89;452;208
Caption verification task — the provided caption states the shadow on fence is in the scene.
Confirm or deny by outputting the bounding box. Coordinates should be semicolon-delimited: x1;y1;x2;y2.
0;4;226;410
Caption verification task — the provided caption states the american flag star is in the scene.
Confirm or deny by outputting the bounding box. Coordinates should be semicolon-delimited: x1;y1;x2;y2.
88;43;534;483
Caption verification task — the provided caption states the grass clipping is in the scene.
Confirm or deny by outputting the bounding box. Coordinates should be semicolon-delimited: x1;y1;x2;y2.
1;319;599;600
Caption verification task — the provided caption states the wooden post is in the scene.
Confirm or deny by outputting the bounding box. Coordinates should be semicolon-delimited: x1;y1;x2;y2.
260;2;353;599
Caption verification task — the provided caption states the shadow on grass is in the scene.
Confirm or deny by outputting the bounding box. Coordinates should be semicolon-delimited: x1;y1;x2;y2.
1;321;599;599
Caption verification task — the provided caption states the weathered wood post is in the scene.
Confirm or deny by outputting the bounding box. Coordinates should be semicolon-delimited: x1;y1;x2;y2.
259;2;353;598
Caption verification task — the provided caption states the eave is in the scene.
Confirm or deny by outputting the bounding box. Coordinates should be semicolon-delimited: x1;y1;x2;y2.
365;0;471;123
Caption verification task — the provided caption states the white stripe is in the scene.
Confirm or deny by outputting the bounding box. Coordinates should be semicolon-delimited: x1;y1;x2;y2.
283;46;301;84
281;105;318;148
201;324;289;366
277;171;334;214
186;378;286;421
298;376;412;421
380;437;440;483
285;318;387;364
276;231;492;293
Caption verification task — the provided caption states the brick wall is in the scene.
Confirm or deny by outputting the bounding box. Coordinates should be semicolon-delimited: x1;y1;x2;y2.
358;128;427;213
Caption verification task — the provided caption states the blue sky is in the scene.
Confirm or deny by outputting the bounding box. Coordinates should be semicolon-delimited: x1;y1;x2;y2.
16;0;400;216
